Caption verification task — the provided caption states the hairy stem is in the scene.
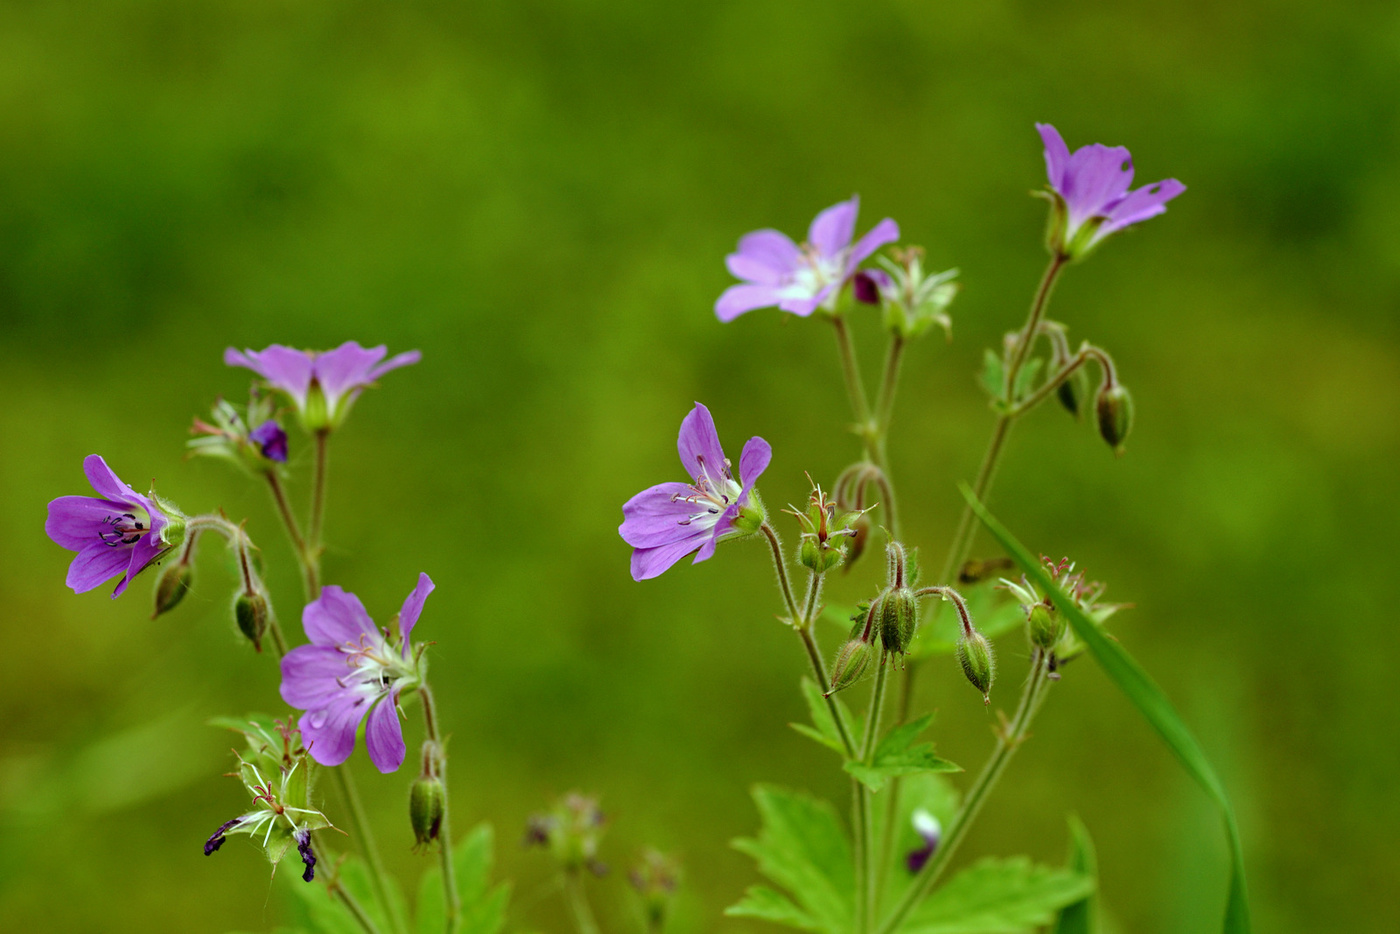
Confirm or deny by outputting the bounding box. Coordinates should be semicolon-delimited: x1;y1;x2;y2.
859;654;892;931
870;335;905;540
307;429;329;596
832;315;872;429
264;470;317;601
333;762;405;934
420;686;462;934
760;523;801;622
875;651;1054;934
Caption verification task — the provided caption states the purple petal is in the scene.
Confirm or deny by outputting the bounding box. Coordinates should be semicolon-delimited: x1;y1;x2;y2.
715;284;783;322
364;691;406;773
676;403;728;484
737;436;772;488
692;533;720;565
312;342;385;411
1063;144;1134;223
226;346;315;409
630;533;709;581
82;455;137;505
280;646;353;708
300;694;372;768
619;482;698;548
46;495;124;550
65;542;133;594
1037;123;1071;190
398;572;434;654
846;218;900;271
732;229;802;273
302;586;378;647
777;291;826;317
367;349;422;382
808;197;859;259
1101;178;1186;236
122;535;165;596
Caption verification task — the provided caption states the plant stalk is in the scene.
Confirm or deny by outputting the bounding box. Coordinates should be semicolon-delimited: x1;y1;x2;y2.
421;685;462;933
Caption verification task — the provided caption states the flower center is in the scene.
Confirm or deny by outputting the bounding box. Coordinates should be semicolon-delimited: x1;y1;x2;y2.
671;454;743;532
337;632;404;694
789;242;846;294
99;511;150;547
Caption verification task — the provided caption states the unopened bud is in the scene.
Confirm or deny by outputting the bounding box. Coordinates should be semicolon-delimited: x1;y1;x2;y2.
799;537;845;574
1027;602;1064;650
1095;382;1133;456
956;631;996;704
827;639;872;695
1056;367;1091;420
877;588;919;655
234;591;269;652
249;420;289;463
410;776;446;848
844;513;871;571
153;562;194;618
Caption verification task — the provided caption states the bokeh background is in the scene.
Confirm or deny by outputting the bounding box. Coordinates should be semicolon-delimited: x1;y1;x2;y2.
2;1;1398;931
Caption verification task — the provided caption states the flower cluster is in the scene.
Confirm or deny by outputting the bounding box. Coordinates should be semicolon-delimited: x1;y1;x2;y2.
225;341;421;431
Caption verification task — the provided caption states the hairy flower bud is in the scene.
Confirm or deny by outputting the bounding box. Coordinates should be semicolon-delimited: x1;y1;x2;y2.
878;588;919;655
1027;602;1064;650
152;561;194;618
234;591;269;652
1095;382;1133;456
410;775;446;848
827;639;872;696
956;631;996;704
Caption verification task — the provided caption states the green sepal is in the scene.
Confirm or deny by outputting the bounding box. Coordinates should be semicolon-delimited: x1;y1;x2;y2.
843;715;962;793
1012;357;1045;404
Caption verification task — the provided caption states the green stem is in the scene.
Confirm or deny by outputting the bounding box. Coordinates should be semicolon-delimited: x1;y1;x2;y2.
859;654;892;931
184;515;289;657
307;429;330;596
265;470;317;602
870;335;905;540
760;523;801;622
420;686;462;934
333;765;406;934
875;652;1054;934
330;878;386;934
563;869;601;934
831;315;872;429
1008;344;1116;417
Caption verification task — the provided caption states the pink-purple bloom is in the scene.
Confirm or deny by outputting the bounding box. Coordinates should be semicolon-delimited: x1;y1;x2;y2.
45;455;178;597
1036;123;1185;256
619;403;770;581
716;196;899;321
249;421;289;462
224;341;421;429
279;574;434;773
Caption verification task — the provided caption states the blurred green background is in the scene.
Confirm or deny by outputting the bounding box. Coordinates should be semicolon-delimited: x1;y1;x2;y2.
2;1;1398;931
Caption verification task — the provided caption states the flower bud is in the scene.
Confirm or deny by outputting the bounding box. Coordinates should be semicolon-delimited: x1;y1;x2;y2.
1027;602;1064;650
410;776;446;848
827;639;872;696
877;588;919;655
852;270;883;305
234;591;269;652
844;513;871;571
1056;366;1091;420
1095;382;1133;456
249;420;289;463
956;631;995;704
152;561;194;618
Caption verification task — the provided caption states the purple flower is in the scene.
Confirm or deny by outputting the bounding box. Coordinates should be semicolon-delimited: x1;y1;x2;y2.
905;809;942;874
224;341;421;430
280;573;435;773
619;404;771;581
716;196;899;322
45;455;178;598
249;421;289;463
1037;123;1185;257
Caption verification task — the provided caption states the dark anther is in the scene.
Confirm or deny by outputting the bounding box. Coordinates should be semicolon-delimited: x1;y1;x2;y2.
204;817;243;856
295;830;316;882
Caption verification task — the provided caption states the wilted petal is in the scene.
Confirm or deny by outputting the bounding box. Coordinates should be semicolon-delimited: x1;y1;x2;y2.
65;542;132;594
676;403;728;483
398;572;434;651
808;197;859;259
364;691;406;773
303;586;378;646
716;284;784;322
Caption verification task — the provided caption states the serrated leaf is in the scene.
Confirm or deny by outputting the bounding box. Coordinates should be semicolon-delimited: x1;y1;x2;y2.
885;773;962;908
1052;816;1098;934
731;785;853;934
900;856;1093;934
417;824;510;934
791;723;846;754
1012;358;1044;403
791;677;859;755
962;487;1251;933
843;716;961;793
725;885;822;931
980;349;1005;400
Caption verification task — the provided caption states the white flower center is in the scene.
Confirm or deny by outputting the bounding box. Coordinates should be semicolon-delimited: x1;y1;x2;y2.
671;455;743;534
780;243;847;301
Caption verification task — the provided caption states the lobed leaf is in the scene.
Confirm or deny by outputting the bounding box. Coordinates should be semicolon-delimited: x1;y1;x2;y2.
843;715;962;793
725;885;823;932
417;823;510;934
900;856;1093;934
1051;816;1098;934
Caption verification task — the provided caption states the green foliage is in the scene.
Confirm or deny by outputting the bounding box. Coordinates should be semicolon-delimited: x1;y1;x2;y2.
979;349;1005;403
790;677;861;755
900;857;1093;934
908;584;1022;660
1052;816;1099;934
843;715;961;794
963;487;1251;933
416;824;511;934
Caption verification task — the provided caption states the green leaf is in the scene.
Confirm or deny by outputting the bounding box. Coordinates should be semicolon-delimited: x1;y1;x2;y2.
884;772;962;908
791;677;860;755
901;856;1093;933
961;485;1251;934
980;349;1005;400
1011;358;1044;403
417;824;511;934
1052;816;1098;934
730;785;853;934
725;885;822;931
843;715;962;793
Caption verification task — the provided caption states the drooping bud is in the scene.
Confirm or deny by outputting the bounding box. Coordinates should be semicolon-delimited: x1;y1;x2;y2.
234;591;269;652
1027;602;1064;650
152;561;194;618
1095;382;1133;456
877;588;919;655
1056;366;1091;420
410;776;447;848
827;639;873;696
956;631;996;704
